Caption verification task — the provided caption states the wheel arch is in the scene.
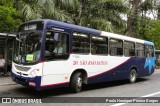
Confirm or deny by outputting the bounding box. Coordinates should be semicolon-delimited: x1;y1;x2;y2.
130;66;138;73
70;69;88;84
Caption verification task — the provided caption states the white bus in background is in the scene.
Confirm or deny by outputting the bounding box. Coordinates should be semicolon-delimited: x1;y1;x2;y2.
155;50;160;69
12;19;155;93
0;33;16;75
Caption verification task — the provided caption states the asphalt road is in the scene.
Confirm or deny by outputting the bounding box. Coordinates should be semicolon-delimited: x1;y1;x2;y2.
0;69;160;106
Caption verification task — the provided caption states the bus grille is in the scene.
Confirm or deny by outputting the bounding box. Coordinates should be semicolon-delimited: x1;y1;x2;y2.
15;65;31;72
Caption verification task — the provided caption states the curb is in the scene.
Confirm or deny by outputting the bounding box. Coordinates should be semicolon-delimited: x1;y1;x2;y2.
0;75;11;78
0;83;17;86
0;76;17;86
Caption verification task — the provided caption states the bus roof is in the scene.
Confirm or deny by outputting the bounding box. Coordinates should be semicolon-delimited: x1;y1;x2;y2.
101;32;154;45
25;19;154;46
23;19;102;36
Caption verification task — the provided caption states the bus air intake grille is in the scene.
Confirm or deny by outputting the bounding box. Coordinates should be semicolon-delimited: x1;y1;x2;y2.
15;65;31;72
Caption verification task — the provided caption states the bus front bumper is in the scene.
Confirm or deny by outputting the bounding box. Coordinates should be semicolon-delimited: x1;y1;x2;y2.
11;72;41;90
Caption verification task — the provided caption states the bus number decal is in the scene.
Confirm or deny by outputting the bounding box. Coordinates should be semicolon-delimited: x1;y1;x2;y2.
73;60;108;65
73;61;78;65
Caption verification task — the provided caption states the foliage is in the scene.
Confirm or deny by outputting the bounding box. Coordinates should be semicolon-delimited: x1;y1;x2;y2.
89;0;128;32
144;20;160;49
1;0;160;46
66;0;128;32
13;0;128;33
14;0;72;21
0;0;21;33
131;0;160;45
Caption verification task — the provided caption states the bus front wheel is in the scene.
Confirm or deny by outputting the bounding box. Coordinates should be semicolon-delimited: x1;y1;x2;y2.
129;69;137;83
70;72;83;93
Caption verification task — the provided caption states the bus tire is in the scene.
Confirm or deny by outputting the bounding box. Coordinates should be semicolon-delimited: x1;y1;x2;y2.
129;69;137;83
70;72;83;93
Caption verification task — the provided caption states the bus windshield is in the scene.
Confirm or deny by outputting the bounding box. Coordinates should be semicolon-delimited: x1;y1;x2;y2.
13;31;42;64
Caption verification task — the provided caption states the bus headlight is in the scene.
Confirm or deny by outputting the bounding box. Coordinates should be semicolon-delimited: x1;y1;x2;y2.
30;70;36;77
29;68;41;77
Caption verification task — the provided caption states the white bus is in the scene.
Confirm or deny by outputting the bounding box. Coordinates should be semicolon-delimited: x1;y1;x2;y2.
155;50;160;68
12;19;155;92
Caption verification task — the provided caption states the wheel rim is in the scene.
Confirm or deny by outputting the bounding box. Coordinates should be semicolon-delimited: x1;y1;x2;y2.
130;71;136;82
77;77;82;89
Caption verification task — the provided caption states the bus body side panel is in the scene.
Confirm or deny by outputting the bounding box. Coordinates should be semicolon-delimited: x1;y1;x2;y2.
69;54;154;85
40;60;71;89
87;57;154;84
39;54;154;90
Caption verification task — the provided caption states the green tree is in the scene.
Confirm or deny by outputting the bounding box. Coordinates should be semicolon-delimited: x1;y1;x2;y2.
154;0;160;19
144;20;160;49
13;0;128;33
13;0;73;21
125;0;157;37
133;0;153;38
125;0;141;37
67;0;128;32
0;0;21;33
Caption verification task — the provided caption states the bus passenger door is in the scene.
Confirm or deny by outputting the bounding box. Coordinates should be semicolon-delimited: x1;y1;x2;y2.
41;28;72;87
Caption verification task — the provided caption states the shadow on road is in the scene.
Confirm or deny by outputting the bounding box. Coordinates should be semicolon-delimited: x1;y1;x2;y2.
83;78;148;92
8;78;149;98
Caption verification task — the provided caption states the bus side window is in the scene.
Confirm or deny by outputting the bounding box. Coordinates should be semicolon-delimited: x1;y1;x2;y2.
145;45;154;57
136;43;145;57
117;48;123;55
109;38;123;56
91;36;108;55
72;32;90;54
124;41;135;57
45;31;69;60
129;49;135;56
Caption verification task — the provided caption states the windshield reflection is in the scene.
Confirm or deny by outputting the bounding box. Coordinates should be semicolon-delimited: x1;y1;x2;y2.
13;31;42;64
